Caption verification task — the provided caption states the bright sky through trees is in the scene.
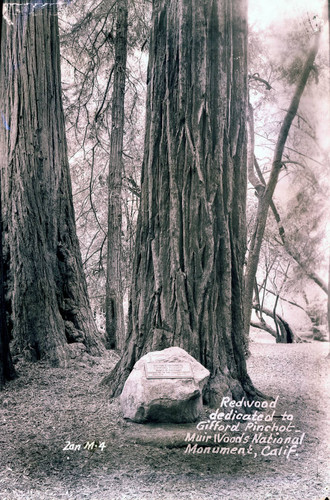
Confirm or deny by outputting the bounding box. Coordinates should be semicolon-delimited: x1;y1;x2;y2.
249;0;325;29
248;0;330;289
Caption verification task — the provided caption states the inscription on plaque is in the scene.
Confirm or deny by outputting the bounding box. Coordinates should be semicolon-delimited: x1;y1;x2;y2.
145;362;193;379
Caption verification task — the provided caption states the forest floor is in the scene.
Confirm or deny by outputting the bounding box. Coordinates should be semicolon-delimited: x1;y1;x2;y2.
0;338;329;500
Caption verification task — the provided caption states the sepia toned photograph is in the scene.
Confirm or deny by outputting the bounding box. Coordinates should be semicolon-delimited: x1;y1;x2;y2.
0;0;329;498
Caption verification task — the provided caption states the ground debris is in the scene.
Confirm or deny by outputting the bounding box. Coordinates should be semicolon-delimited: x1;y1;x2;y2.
0;342;328;500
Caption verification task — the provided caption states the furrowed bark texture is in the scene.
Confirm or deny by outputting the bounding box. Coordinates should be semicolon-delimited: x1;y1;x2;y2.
0;2;104;365
105;0;128;350
108;0;261;406
0;185;16;387
0;0;16;389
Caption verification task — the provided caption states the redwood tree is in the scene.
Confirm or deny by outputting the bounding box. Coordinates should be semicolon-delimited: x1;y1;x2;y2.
107;0;262;406
105;0;128;350
0;178;16;388
0;0;16;389
0;0;104;366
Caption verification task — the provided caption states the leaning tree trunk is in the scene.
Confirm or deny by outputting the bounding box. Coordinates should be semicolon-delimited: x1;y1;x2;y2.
0;1;105;366
105;0;128;351
252;305;294;343
243;30;321;343
107;0;263;406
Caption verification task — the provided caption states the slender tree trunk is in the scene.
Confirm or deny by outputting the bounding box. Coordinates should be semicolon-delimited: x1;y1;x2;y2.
106;0;264;406
244;31;321;342
105;0;128;351
0;1;105;366
250;321;277;339
254;155;328;295
252;305;294;343
256;280;306;312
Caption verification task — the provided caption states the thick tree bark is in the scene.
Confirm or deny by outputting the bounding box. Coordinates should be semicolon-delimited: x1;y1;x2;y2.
0;176;16;388
0;1;105;366
106;0;263;406
244;31;321;342
105;0;128;351
0;0;16;389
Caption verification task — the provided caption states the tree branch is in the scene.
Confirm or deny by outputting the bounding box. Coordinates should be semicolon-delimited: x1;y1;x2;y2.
244;29;322;338
249;73;273;90
254;156;328;295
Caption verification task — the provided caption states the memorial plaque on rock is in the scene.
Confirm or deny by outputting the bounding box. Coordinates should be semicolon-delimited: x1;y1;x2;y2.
120;346;210;423
145;362;193;379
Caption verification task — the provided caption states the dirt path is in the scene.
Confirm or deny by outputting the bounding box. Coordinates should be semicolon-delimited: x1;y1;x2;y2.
0;342;329;500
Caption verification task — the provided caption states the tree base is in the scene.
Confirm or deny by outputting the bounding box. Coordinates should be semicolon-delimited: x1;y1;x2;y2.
103;353;269;408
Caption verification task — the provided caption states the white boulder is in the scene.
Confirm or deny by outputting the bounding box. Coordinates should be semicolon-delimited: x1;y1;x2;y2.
120;347;210;423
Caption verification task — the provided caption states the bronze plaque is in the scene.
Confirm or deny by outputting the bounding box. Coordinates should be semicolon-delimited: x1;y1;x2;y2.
145;362;193;379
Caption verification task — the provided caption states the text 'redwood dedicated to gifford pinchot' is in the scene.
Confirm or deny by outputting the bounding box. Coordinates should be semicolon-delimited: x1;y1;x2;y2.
184;396;305;460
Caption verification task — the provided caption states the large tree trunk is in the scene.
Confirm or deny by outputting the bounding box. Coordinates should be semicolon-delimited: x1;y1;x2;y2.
105;0;128;351
0;173;16;388
106;0;263;407
0;1;105;366
0;0;16;390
